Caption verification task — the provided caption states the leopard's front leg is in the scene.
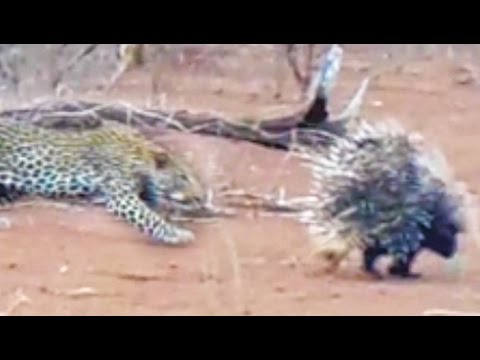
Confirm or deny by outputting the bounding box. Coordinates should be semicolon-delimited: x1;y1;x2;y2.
101;182;195;245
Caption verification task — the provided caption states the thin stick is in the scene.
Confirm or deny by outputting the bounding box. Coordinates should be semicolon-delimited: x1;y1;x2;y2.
285;44;307;87
52;44;99;89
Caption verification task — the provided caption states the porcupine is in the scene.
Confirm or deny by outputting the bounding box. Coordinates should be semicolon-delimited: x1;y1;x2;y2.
297;119;471;279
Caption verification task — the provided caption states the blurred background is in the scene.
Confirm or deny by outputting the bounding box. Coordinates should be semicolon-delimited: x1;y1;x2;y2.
0;44;477;106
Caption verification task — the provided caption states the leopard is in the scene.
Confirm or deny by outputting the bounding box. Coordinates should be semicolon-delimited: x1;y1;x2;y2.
0;120;206;245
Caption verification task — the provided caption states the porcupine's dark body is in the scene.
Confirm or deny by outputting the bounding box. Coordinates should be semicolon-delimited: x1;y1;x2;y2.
362;187;462;278
299;120;465;279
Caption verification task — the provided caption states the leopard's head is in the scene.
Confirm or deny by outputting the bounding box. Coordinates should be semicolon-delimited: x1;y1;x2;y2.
140;151;207;213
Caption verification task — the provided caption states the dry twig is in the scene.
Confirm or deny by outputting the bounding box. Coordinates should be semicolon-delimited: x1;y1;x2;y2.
219;187;316;214
39;285;119;299
52;44;99;89
91;268;169;282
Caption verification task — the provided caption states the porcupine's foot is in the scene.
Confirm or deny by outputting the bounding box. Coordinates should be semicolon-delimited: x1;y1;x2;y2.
388;263;422;279
388;252;422;279
362;247;387;280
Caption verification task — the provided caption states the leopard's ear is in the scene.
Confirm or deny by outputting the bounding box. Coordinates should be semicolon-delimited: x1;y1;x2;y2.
153;150;171;167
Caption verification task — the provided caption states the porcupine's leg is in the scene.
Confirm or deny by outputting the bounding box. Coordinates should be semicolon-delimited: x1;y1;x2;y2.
388;251;422;279
362;246;388;279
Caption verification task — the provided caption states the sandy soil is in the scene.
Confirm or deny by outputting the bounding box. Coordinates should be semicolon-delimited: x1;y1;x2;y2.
1;46;480;316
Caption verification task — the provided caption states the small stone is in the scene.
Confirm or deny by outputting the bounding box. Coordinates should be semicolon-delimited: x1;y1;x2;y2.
168;261;179;270
6;262;18;270
329;292;342;299
454;73;476;85
453;65;477;85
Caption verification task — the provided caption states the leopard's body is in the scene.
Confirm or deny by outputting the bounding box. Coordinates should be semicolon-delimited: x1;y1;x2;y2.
0;120;205;245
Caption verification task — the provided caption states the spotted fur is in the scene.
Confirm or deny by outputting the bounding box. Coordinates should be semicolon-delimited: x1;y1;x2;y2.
0;120;205;245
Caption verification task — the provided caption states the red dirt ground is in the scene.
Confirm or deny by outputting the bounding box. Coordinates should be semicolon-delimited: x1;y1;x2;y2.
1;46;480;315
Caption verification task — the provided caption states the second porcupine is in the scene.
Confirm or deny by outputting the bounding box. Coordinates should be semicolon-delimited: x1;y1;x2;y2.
297;119;475;279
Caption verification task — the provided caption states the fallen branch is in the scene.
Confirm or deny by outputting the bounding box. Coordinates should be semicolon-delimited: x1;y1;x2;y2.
0;45;369;152
0;99;337;150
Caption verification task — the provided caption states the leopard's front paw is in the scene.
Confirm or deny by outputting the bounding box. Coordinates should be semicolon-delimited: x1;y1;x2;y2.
154;226;195;246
